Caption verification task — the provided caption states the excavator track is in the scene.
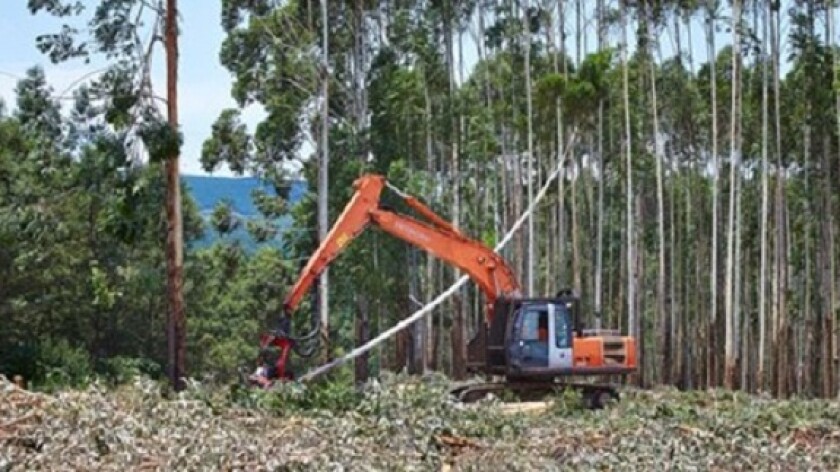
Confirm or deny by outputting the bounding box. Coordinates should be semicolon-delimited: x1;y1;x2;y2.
450;381;620;409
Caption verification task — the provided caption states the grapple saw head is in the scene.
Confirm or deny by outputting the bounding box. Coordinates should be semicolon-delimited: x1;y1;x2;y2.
247;319;297;388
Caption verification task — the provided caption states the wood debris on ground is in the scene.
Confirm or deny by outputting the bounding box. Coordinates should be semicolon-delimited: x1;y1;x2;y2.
1;375;840;471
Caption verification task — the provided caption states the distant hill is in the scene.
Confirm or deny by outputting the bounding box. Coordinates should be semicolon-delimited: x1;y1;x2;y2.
182;175;308;251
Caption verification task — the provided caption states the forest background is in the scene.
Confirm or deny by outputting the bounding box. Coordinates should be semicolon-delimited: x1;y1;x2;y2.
1;0;838;400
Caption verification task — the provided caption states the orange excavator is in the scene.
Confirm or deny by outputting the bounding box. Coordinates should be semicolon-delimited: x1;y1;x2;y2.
252;174;636;408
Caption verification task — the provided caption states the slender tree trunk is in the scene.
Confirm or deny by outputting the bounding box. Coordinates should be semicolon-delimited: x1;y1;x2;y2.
558;0;567;289
355;294;370;384
621;0;636;375
635;193;645;386
570;0;581;302
724;0;742;390
575;0;581;67
773;2;789;398
758;0;770;393
423;72;436;370
317;0;330;364
446;2;466;379
164;0;186;391
668;13;681;387
803;0;817;398
706;0;720;388
408;247;425;373
647;5;668;386
594;0;606;329
821;136;834;397
524;0;535;297
684;8;697;390
829;0;840;399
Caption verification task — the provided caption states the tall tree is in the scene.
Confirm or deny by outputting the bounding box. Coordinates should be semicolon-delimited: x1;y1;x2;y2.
163;0;186;392
318;0;330;365
758;0;770;393
724;0;742;390
524;0;535;296
622;0;637;369
27;0;187;389
706;0;720;388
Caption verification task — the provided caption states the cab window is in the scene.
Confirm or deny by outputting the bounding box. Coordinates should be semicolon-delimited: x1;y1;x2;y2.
555;306;571;348
520;308;549;343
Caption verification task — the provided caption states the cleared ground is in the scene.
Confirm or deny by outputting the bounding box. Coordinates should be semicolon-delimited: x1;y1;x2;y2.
2;374;839;471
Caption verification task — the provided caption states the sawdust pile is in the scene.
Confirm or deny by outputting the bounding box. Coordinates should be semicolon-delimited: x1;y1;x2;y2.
2;373;840;471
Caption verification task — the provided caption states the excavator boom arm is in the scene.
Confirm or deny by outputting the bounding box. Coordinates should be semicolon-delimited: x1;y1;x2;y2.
282;174;521;319
282;174;386;313
369;208;520;306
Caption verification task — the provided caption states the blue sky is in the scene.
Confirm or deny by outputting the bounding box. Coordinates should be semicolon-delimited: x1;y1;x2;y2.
0;1;799;177
0;1;265;177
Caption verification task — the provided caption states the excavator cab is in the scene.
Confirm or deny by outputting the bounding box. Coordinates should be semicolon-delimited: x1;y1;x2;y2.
507;300;574;373
468;290;636;380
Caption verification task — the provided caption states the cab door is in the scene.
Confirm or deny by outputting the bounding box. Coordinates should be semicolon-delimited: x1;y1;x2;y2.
548;302;574;370
508;304;550;370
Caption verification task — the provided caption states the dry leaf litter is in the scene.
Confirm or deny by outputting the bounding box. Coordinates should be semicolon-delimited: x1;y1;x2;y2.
2;372;840;471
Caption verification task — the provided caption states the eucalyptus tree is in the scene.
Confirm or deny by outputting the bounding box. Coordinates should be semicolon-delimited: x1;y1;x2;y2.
758;0;770;393
724;0;742;390
27;0;189;389
706;0;721;388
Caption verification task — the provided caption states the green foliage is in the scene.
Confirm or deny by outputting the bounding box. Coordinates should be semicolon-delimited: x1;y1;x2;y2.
137;120;183;163
96;356;163;385
549;388;587;416
210;198;240;237
35;339;94;391
201;109;253;173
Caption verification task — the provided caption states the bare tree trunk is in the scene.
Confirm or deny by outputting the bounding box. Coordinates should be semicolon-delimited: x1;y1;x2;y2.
408;247;425;374
821;137;834;397
524;0;535;297
646;4;668;386
317;0;330;364
669;13;681;387
355;294;370;384
557;0;567;289
724;0;742;390
770;0;782;398
635;193;645;386
758;0;770;393
570;0;581;302
706;0;720;388
164;0;186;391
594;0;606;329
829;0;840;399
622;0;636;379
423;72;436;370
446;1;465;379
